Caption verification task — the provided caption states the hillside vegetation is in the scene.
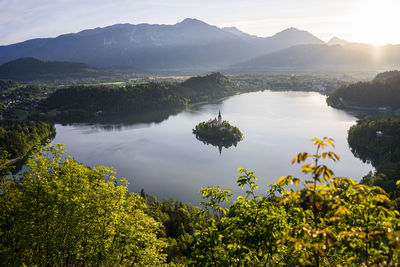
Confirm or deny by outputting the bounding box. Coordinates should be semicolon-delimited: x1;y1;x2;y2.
1;138;400;266
42;72;235;121
327;70;400;109
0;57;106;81
0;121;55;159
348;116;400;193
0;144;166;266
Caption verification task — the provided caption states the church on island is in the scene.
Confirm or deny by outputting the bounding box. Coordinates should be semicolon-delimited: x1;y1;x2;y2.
207;110;232;132
192;110;243;155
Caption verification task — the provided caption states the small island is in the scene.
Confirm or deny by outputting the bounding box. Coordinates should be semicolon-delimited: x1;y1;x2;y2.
193;111;243;153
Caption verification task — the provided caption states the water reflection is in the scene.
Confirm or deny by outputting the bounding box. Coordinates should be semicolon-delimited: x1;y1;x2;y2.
349;144;376;165
52;91;374;204
194;134;239;155
333;107;397;120
57;108;181;131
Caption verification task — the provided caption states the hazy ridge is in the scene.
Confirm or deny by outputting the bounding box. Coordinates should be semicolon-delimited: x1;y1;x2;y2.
1;18;400;73
0;18;324;71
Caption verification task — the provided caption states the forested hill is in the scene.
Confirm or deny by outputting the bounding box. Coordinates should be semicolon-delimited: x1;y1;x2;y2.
0;57;107;81
181;72;231;89
327;70;400;109
348;116;400;193
42;72;236;121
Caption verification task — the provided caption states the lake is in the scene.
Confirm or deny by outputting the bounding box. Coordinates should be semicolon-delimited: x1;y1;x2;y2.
52;90;373;204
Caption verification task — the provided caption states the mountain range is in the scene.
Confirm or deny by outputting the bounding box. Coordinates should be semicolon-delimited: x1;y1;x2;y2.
234;42;400;71
0;18;323;71
1;18;400;72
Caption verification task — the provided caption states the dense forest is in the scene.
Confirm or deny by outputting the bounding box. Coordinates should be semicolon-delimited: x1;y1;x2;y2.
1;138;400;266
327;70;400;109
0;57;107;81
42;72;236;122
0;121;55;159
348;116;400;195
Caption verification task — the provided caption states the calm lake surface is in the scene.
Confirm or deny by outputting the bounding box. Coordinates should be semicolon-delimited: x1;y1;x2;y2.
53;91;373;204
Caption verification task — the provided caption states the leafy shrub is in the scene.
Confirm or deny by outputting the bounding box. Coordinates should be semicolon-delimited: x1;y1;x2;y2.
193;138;400;266
0;144;166;266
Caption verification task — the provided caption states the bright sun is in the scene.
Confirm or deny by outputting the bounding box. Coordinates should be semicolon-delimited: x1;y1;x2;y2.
351;0;400;45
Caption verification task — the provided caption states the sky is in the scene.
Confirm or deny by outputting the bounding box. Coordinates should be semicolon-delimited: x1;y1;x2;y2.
1;0;400;46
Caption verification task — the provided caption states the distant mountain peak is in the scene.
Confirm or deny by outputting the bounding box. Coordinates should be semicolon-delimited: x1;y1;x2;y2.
176;18;207;26
283;27;300;32
327;36;350;46
10;57;45;63
222;26;239;31
274;27;310;36
272;27;305;35
269;27;324;45
222;26;258;40
329;36;341;42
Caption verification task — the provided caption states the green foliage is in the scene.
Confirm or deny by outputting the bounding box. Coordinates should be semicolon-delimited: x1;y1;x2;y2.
200;186;233;219
0;120;55;159
237;168;259;199
193;169;292;266
192;137;400;266
140;191;208;264
0;149;11;177
0;144;166;266
328;70;400;108
3;137;400;266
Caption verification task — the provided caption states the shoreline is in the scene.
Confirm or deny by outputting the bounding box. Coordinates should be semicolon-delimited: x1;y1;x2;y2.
326;97;400;115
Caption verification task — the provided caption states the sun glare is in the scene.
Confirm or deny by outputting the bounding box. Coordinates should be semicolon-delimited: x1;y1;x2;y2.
352;0;400;45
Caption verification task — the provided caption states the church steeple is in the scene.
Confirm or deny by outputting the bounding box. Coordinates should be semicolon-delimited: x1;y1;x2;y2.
218;110;222;126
